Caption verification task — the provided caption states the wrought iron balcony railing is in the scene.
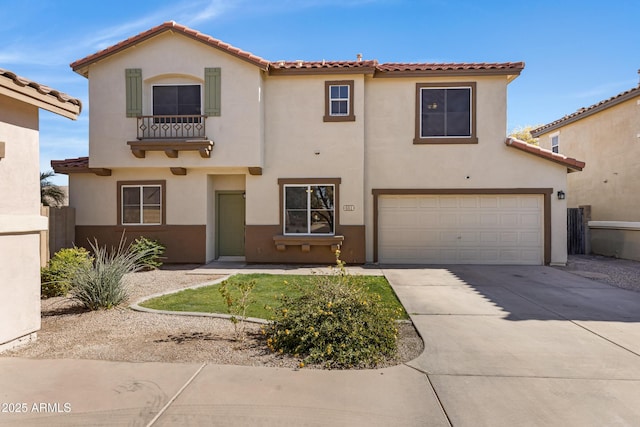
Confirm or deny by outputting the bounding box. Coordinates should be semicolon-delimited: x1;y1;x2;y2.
136;115;207;140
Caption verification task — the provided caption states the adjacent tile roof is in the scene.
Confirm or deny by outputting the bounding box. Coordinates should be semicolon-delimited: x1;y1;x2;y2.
269;60;378;75
70;21;524;80
505;137;585;172
376;62;525;74
531;85;640;136
51;157;111;176
71;21;271;75
0;68;81;119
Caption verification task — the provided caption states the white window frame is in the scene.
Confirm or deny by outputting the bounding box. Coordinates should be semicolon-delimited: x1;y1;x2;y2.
550;132;560;154
283;184;335;236
419;86;473;139
329;84;350;116
121;184;162;226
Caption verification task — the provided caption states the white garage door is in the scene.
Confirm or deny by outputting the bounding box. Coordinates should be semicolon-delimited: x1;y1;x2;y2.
378;194;543;265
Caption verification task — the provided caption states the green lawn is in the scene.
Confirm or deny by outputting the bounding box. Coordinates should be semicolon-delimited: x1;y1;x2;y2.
140;273;408;320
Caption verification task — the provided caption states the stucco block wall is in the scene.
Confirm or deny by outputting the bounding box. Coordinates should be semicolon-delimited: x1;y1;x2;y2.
87;31;264;169
0;95;43;349
538;98;640;221
0;234;41;346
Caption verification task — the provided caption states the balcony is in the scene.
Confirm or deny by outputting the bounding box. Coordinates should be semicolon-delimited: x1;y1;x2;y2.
127;115;214;159
136;115;207;140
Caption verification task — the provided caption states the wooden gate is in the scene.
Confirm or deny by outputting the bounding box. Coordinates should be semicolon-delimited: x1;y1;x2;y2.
567;207;585;254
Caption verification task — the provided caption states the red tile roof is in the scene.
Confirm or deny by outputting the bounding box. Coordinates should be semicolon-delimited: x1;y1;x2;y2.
269;60;378;75
531;85;640;136
505;138;585;172
51;156;89;173
377;62;525;73
71;21;270;75
70;22;524;79
0;68;82;116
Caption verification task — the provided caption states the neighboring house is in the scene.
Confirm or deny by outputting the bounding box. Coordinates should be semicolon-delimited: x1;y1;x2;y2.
52;21;584;266
532;81;640;260
0;69;81;351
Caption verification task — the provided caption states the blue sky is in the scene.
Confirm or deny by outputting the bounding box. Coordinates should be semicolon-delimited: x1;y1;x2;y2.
3;0;639;184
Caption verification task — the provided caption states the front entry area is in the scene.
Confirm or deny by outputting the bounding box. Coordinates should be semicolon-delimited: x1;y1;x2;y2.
216;192;245;258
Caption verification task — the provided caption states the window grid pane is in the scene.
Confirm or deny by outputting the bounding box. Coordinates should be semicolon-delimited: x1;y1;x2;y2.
122;185;162;225
421;87;471;137
284;185;335;235
329;85;349;116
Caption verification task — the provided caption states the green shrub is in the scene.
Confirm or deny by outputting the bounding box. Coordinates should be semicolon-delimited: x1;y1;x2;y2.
41;247;93;298
70;238;149;310
128;236;165;270
265;252;401;368
218;278;256;341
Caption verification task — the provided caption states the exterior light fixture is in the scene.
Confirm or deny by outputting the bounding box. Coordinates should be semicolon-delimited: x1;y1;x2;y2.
557;190;566;200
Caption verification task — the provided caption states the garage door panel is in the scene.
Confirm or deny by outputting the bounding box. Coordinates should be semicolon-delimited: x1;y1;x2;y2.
379;194;543;265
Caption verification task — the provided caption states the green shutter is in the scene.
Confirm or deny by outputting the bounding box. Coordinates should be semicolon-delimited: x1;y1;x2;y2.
204;67;221;116
125;68;142;117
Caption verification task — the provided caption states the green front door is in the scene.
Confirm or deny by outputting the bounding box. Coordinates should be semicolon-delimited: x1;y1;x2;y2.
217;192;245;257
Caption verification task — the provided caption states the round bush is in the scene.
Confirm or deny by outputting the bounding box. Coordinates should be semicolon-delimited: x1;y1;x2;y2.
41;247;93;298
266;272;400;368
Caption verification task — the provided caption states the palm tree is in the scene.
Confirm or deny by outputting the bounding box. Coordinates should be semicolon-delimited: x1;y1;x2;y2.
40;170;65;207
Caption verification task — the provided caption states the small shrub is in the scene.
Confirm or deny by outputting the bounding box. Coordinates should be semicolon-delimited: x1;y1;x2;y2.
218;279;256;341
41;247;93;298
128;237;165;270
265;251;400;368
70;238;150;310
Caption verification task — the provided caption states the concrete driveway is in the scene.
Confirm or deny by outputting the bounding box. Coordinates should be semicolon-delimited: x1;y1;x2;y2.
383;265;640;426
1;265;640;426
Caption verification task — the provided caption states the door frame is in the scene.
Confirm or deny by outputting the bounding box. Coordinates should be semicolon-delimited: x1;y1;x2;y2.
215;191;246;259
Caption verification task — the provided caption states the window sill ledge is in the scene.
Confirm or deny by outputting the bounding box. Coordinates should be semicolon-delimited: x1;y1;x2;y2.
413;137;478;145
273;235;344;252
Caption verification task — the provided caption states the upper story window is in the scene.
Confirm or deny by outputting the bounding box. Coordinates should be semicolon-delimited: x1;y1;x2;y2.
551;134;559;153
414;82;478;144
284;184;335;235
324;80;355;122
118;181;165;226
153;85;201;118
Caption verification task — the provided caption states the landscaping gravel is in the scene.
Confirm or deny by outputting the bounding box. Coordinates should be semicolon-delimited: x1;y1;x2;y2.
554;254;640;293
6;266;424;369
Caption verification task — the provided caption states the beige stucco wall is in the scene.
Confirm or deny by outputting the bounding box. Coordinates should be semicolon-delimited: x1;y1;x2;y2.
364;75;569;264
246;74;366;227
86;31;264;169
0;94;44;350
538;97;640;221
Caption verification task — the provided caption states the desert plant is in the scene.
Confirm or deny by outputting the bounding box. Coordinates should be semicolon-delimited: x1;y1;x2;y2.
218;278;256;341
70;238;150;310
128;236;165;270
265;251;401;368
41;247;93;298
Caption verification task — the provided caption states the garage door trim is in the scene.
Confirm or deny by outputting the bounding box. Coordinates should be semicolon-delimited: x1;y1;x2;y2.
372;188;553;265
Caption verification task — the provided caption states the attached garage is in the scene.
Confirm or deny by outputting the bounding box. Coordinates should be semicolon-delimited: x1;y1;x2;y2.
373;189;552;265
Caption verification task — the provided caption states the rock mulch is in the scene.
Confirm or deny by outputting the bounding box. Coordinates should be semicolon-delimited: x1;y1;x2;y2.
6;266;424;369
555;254;640;293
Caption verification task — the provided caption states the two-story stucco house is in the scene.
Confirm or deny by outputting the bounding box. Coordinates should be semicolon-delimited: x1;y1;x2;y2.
0;69;80;351
532;81;640;261
52;21;584;266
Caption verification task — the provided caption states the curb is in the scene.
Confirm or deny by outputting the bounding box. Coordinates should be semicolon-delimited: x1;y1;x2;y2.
129;275;269;325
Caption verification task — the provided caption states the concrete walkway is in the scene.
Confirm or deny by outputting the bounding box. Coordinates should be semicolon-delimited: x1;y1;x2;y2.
2;265;640;426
